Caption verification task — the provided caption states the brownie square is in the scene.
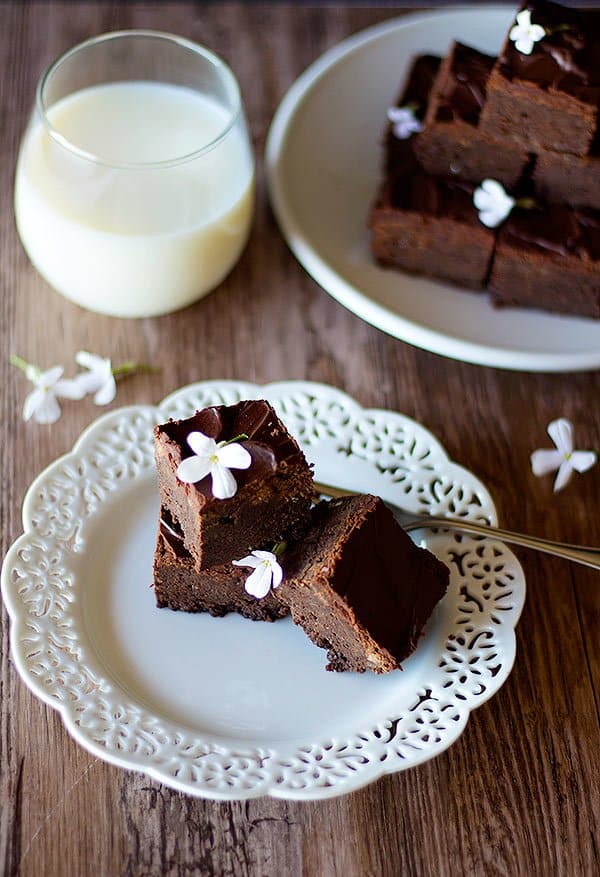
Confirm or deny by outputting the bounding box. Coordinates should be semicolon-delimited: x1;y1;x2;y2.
534;145;600;211
153;508;289;621
369;169;496;289
154;400;314;570
276;495;449;674
414;42;528;188
384;54;441;176
489;205;600;317
479;3;600;156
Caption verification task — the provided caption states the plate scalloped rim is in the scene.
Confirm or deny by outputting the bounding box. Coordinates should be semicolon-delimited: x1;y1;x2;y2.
2;380;525;800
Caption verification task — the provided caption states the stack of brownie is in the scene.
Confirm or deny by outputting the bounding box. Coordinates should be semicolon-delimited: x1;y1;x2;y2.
152;400;449;674
370;1;599;318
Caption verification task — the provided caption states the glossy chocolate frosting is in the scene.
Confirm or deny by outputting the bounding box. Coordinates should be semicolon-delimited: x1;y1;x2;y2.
435;42;494;126
160;400;305;497
500;3;600;104
503;205;600;261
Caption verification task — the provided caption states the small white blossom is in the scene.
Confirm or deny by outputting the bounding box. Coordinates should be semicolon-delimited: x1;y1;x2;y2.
387;106;423;140
176;431;251;499
22;365;84;424
473;179;515;228
531;418;596;493
509;9;546;55
73;351;117;406
233;550;284;599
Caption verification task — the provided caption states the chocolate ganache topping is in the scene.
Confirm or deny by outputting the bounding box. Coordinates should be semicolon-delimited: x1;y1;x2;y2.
435;43;494;126
163;400;305;498
503;206;600;261
500;5;600;103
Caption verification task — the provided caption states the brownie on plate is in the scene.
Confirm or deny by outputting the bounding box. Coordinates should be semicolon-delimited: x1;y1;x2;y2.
276;495;449;674
154;400;314;570
153;507;289;621
384;54;441;176
479;2;600;156
489;204;600;317
533;143;600;211
414;42;528;188
369;169;496;289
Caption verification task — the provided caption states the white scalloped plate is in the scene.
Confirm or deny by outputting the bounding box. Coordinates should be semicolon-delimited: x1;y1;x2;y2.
265;8;600;372
1;381;525;800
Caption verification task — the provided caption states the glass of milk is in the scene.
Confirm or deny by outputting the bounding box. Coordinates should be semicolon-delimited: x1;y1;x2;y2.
14;31;255;317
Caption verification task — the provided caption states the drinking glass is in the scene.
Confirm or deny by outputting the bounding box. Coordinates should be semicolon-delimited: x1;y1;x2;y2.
14;30;255;317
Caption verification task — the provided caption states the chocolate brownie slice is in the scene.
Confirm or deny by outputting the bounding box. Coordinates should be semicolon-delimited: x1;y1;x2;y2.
277;495;449;674
479;2;600;156
369;169;496;289
153;508;289;621
489;204;600;317
414;42;528;188
154;400;313;570
385;54;441;176
534;139;600;210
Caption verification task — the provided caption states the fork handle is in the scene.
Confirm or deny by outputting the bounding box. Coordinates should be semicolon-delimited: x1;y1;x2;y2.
403;516;600;571
313;481;600;571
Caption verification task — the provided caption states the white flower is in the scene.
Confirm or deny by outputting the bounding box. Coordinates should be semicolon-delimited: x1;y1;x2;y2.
73;351;116;405
176;431;251;499
22;365;84;424
233;550;284;599
473;179;515;228
509;9;546;55
387;106;423;140
531;418;597;493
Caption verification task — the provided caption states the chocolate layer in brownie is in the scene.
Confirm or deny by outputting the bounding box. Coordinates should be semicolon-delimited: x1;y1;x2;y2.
153;507;289;621
534;140;600;210
479;2;600;155
370;169;496;289
154;400;313;570
277;495;449;674
414;42;528;188
489;204;600;317
385;54;441;176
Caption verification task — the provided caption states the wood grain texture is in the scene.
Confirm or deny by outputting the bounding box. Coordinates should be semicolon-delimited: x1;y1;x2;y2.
1;3;599;876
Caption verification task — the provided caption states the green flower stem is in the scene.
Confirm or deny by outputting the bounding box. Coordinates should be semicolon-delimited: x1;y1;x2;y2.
111;361;160;379
10;354;39;380
516;197;538;210
272;541;287;558
218;433;249;447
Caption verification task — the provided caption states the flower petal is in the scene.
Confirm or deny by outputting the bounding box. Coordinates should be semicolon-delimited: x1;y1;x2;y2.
216;442;251;470
252;550;278;562
33;392;62;424
531;448;562;476
232;555;261;569
22;387;44;421
55;378;87;400
210;463;238;499
515;9;532;27
569;451;597;474
186;431;216;457
244;563;273;599
553;460;573;493
38;365;64;387
93;375;117;406
270;560;283;589
547;418;573;455
176;455;212;484
515;36;535;55
75;350;104;371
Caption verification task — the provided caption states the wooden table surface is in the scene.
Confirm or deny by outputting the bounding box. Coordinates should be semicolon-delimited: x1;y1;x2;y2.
1;3;599;876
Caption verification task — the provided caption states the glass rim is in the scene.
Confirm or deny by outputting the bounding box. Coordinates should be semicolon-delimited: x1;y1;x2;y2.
35;29;243;170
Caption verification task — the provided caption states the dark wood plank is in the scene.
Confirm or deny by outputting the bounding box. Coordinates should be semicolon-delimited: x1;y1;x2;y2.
1;3;599;876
